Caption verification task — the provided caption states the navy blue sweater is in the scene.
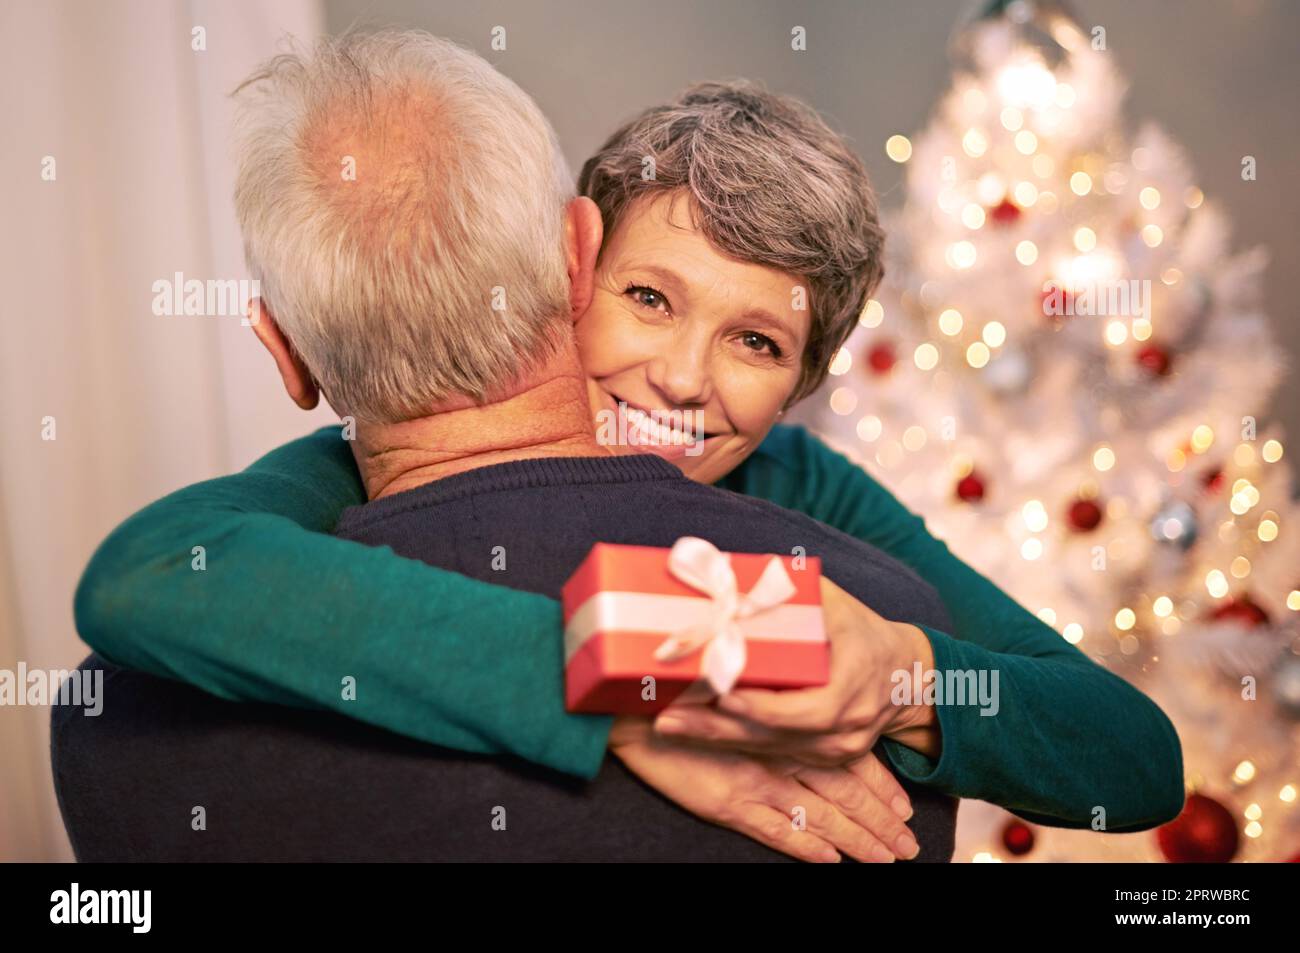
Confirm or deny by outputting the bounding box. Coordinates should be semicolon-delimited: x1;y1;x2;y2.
53;454;957;861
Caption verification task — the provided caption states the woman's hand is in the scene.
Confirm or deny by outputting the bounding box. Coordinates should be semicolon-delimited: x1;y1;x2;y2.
651;576;941;765
609;716;920;862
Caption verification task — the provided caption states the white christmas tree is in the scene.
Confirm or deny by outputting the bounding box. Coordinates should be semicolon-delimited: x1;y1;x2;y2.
796;0;1300;861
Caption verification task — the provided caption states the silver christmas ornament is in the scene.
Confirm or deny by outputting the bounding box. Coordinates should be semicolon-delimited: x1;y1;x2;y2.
1149;499;1197;550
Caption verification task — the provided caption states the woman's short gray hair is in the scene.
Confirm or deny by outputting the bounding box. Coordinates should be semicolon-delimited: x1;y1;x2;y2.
233;30;573;422
578;81;884;403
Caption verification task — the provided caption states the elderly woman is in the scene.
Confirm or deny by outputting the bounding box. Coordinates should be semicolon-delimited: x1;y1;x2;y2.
76;53;1183;861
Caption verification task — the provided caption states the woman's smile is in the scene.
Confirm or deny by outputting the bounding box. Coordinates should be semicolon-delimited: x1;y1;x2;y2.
594;387;724;461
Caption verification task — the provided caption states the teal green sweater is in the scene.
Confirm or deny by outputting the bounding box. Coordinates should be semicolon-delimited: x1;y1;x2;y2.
74;424;1184;831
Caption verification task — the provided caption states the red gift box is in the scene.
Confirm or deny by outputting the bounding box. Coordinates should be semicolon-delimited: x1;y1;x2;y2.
561;537;828;715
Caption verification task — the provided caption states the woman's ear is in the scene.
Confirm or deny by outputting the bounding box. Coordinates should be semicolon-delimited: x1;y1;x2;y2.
564;196;603;321
247;297;320;410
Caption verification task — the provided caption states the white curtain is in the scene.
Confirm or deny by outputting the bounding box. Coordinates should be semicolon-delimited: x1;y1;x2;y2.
0;0;329;861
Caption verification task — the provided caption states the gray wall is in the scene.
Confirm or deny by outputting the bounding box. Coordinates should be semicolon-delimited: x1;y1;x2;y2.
326;0;1298;434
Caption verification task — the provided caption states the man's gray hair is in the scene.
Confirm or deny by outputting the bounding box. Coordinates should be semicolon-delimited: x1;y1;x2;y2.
579;81;884;403
233;30;573;422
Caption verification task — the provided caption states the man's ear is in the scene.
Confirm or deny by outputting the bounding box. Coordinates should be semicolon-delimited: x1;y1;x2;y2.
564;196;603;321
247;298;320;410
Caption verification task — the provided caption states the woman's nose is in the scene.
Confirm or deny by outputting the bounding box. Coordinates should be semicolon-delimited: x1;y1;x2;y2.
648;337;713;407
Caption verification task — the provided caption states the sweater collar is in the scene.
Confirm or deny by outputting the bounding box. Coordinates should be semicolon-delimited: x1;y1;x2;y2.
337;452;686;527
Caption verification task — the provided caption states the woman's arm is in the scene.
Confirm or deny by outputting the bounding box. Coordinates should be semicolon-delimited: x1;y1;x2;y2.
717;424;1185;832
74;426;611;779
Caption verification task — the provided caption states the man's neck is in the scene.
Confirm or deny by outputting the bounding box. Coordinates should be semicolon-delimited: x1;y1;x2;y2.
353;345;609;500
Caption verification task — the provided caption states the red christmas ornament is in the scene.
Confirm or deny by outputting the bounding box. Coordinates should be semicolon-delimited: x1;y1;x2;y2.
1156;793;1239;863
1067;498;1104;532
955;471;986;503
1137;343;1172;377
866;341;897;375
1209;594;1270;629
1001;819;1035;856
1201;467;1224;495
989;198;1022;225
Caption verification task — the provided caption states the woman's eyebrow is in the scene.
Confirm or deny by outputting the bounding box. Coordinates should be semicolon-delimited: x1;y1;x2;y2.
739;307;803;343
620;263;689;297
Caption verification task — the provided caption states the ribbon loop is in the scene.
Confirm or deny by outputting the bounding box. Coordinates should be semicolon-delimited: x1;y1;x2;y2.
652;537;797;695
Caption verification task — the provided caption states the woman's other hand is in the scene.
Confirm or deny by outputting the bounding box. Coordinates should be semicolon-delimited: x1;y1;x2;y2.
609;717;919;862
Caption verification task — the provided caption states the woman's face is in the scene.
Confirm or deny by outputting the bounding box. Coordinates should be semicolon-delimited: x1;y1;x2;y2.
577;194;811;485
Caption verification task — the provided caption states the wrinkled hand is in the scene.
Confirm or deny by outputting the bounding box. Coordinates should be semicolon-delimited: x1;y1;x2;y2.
652;576;940;765
609;716;919;863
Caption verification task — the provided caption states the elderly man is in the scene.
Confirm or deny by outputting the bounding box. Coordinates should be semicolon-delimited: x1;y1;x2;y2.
55;30;958;862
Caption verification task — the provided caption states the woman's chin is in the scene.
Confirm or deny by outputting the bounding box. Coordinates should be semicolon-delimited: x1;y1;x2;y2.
638;437;730;483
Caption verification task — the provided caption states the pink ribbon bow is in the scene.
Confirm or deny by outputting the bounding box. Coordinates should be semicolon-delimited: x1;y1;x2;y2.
652;537;798;695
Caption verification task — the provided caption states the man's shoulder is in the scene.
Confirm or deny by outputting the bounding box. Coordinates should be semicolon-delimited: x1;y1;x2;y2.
658;477;950;630
650;472;935;591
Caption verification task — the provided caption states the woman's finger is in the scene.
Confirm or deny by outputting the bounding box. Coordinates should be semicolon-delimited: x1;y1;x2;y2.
729;804;843;863
795;765;919;860
783;783;898;864
750;774;897;863
715;685;845;731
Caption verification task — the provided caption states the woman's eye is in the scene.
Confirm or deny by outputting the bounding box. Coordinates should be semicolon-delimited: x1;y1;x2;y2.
738;331;783;359
625;285;669;312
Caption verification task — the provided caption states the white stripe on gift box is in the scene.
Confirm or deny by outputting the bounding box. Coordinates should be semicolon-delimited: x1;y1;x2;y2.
564;591;825;663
